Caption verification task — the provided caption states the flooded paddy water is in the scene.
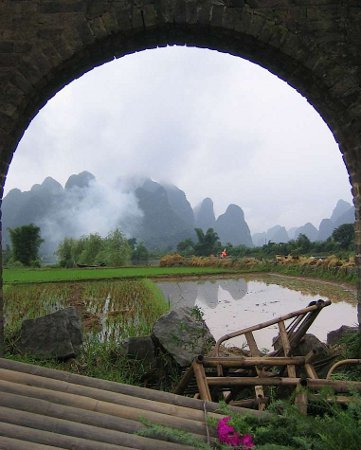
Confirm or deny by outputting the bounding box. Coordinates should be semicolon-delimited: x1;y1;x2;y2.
157;274;357;351
3;275;357;353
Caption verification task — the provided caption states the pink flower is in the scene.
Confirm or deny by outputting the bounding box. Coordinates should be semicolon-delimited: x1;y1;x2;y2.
217;417;255;448
240;433;255;449
217;417;243;447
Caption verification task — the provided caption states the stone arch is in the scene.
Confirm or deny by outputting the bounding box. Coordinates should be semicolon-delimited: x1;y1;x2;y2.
0;1;360;335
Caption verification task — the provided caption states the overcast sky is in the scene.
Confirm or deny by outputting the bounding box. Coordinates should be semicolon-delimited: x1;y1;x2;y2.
5;46;352;234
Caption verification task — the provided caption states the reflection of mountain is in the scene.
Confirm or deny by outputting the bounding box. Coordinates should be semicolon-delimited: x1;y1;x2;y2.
219;279;247;301
157;279;250;310
197;281;220;308
157;281;198;308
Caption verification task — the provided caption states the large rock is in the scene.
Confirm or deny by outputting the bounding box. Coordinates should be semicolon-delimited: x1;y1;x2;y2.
121;336;156;364
152;307;215;367
292;333;329;357
327;325;359;347
19;307;83;360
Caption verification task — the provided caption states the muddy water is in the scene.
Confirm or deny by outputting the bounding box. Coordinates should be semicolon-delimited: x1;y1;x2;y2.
157;274;357;351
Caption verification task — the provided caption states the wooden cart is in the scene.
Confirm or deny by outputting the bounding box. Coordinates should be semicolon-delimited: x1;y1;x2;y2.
175;300;361;413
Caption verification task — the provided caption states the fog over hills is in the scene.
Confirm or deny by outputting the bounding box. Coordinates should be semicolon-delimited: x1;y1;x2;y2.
2;171;355;258
252;199;355;246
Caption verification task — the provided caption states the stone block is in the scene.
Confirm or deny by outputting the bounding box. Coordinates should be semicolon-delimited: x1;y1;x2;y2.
152;307;215;367
19;307;83;360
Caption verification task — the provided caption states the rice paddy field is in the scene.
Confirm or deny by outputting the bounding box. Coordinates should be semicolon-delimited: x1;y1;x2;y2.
3;265;234;284
3;271;181;384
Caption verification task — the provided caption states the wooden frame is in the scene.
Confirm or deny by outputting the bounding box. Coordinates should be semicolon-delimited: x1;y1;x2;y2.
174;300;361;413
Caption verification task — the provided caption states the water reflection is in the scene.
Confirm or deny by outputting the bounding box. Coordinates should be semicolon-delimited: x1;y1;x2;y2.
157;277;357;350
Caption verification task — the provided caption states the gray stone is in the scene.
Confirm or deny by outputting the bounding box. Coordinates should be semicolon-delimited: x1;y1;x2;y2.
152;307;215;367
327;325;359;347
19;307;83;360
121;335;156;363
292;333;329;357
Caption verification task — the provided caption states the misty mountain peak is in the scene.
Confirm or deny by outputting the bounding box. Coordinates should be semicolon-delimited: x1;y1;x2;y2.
266;225;289;243
331;199;353;222
65;171;95;190
41;177;63;193
4;188;22;199
216;204;253;247
194;197;216;231
141;178;163;194
224;204;245;219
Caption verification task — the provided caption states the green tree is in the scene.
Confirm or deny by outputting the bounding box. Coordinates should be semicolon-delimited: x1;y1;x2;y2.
194;228;221;256
176;238;195;256
131;242;149;265
100;229;131;266
291;233;312;255
77;233;103;265
55;237;77;268
8;224;43;266
332;223;355;250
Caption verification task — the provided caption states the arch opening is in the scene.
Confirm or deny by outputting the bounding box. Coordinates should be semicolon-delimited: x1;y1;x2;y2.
1;3;360;358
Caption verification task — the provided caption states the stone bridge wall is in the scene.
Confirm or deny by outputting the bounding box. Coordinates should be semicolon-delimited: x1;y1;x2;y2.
0;0;360;320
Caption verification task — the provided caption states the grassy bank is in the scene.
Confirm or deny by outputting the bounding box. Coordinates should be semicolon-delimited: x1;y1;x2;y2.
3;265;235;285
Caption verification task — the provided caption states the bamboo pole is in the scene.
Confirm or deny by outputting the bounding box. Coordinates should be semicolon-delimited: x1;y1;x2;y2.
278;320;297;377
173;364;194;395
0;391;144;435
307;378;361;393
0;420;133;450
0;367;215;423
304;363;318;379
0;378;212;437
326;359;361;379
0;435;65;450
294;385;308;415
201;356;306;367
0;390;217;447
192;361;212;401
207;376;303;387
0;358;256;416
215;301;331;355
206;376;361;393
0;405;195;450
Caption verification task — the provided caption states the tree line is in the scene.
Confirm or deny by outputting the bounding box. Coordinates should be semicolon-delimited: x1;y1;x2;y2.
5;225;149;267
4;222;355;267
176;223;355;258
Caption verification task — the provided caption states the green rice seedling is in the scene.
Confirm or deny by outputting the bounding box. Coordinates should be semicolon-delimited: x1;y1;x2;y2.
4;283;71;335
4;279;170;384
82;279;169;343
